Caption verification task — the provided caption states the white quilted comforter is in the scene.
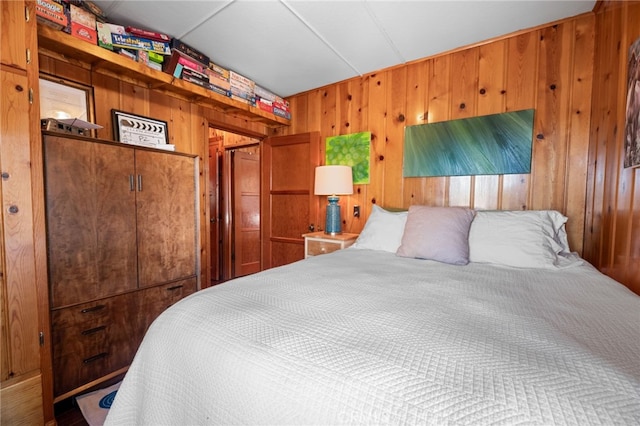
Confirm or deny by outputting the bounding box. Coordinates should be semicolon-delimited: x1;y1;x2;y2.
105;249;640;425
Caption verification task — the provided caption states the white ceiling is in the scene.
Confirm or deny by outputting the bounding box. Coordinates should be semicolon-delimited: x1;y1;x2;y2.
91;1;596;98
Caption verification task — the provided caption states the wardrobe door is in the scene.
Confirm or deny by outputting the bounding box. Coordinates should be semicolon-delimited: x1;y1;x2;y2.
44;135;138;307
134;149;198;287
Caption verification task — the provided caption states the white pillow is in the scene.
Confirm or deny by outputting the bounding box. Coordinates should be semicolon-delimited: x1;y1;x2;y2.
468;210;576;268
352;205;407;253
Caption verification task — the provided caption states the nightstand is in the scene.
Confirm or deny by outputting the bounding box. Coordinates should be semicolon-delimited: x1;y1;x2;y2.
302;231;359;258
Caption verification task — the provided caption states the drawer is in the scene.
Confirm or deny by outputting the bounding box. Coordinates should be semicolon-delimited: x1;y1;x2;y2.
51;300;112;329
307;239;342;256
138;278;197;331
53;322;111;359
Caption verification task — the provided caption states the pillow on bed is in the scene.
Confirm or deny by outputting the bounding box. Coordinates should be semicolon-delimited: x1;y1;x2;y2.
468;210;572;268
351;205;408;253
396;206;475;265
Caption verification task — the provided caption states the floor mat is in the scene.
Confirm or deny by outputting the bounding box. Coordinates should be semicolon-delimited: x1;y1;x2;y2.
75;381;121;426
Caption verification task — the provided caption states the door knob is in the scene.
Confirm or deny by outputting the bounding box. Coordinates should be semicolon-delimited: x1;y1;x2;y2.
308;224;315;231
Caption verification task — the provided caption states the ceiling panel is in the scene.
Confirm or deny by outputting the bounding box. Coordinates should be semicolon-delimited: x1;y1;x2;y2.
90;0;596;97
181;1;357;96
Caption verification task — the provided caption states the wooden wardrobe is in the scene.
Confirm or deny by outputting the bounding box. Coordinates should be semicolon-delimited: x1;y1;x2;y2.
43;132;199;401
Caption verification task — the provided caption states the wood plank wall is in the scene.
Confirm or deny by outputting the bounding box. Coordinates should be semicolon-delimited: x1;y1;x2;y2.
37;56;273;288
585;1;640;294
275;14;596;257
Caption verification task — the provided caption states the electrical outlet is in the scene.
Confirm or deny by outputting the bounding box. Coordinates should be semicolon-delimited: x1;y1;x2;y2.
353;205;360;218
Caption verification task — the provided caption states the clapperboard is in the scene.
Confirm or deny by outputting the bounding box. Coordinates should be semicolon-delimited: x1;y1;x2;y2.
113;110;168;147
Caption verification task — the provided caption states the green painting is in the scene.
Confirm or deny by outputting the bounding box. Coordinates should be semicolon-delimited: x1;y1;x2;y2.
403;109;534;177
326;131;370;184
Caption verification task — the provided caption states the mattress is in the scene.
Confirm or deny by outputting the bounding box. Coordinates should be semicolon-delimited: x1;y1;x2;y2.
104;248;640;425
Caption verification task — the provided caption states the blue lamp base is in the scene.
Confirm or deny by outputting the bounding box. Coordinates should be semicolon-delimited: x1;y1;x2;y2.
324;195;342;235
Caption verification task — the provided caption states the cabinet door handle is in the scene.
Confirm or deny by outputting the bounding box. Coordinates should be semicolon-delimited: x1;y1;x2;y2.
130;174;135;191
81;325;106;335
81;304;106;314
137;174;143;191
83;352;109;364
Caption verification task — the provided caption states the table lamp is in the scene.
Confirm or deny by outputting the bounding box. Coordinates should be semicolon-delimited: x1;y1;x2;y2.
314;165;353;235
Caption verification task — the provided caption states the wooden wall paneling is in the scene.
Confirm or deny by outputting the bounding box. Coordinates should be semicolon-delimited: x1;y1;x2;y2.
383;67;407;211
93;73;120;140
424;56;452;206
168;96;191;153
448;48;479;207
502;31;539;210
367;71;388;211
611;4;636;284
587;5;619;273
352;77;370;226
319;85;337;232
0;71;41;376
1;0;27;69
403;60;429;208
586;5;613;268
564;14;596;255
37;55;92;86
288;94;308;135
532;23;570;216
119;80;148;119
585;1;640;294
307;89;323;133
475;40;508;210
600;5;624;274
337;80;357;233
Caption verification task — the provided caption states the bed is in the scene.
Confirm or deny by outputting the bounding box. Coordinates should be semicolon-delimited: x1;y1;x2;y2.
104;207;640;425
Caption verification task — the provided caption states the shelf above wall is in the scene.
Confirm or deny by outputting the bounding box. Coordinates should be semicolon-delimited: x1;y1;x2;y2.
37;25;289;127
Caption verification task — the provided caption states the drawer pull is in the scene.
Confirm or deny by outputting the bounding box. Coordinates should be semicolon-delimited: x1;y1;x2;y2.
81;305;106;314
81;325;106;335
166;285;183;291
83;352;109;364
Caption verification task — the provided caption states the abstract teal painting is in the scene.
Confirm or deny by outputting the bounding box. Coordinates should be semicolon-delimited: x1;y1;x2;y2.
403;109;534;177
326;131;371;184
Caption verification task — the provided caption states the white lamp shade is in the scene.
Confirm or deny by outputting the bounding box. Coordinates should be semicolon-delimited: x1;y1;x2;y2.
314;165;353;195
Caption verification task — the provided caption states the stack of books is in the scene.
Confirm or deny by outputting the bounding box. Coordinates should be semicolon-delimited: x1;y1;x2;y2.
35;0;67;30
163;40;229;95
206;62;232;98
273;96;291;120
229;71;255;105
96;23;171;69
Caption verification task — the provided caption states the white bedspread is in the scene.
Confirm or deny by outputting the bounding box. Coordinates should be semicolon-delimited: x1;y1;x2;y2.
105;249;640;425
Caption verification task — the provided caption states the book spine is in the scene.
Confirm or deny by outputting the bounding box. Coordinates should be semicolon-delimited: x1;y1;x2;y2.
125;26;171;42
177;56;206;74
170;38;209;66
254;85;277;102
182;67;209;83
273;106;291;119
111;34;171;55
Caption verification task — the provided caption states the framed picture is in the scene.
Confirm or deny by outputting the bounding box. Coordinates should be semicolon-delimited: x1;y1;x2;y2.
112;109;169;147
625;37;640;168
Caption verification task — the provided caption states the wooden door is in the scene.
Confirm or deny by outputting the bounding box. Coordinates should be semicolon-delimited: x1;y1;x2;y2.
261;132;320;269
232;150;261;277
44;135;138;307
135;149;198;287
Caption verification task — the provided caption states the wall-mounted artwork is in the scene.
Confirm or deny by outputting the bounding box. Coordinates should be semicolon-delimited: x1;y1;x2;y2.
403;109;535;177
326;131;370;184
625;36;640;168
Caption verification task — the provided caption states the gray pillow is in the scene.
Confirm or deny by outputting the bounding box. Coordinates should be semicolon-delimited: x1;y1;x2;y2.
396;206;475;265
